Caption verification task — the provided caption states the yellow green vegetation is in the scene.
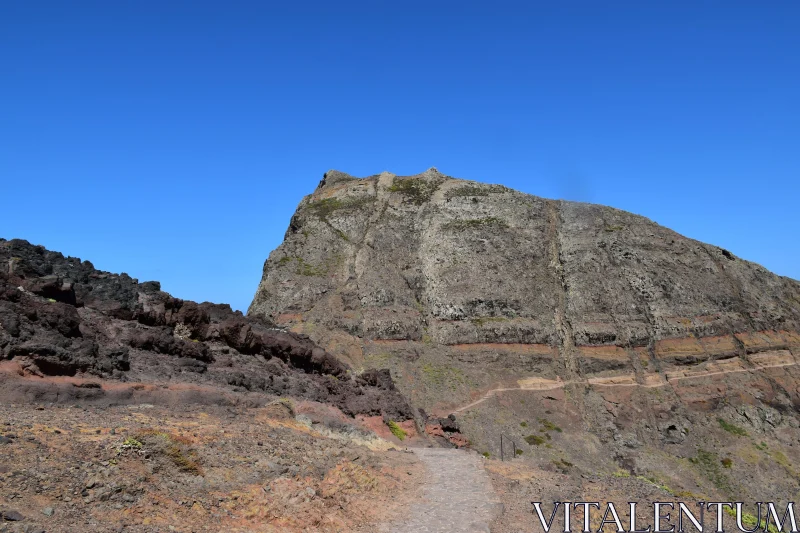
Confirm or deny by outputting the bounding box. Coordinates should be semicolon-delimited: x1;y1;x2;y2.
307;196;373;221
725;507;781;533
131;430;203;475
552;459;573;473
386;420;406;441
539;418;562;433
603;225;624;232
121;437;143;449
636;474;674;495
689;448;735;496
718;418;748;436
420;362;467;391
525;434;548;446
388;178;438;205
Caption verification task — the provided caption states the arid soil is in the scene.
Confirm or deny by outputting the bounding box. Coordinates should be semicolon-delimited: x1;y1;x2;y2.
0;398;423;533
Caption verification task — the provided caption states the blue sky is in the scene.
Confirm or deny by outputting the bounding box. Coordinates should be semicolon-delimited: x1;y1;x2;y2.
1;2;798;313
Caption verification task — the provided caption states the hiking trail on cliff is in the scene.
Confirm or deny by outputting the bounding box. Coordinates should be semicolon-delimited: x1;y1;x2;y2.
381;448;502;533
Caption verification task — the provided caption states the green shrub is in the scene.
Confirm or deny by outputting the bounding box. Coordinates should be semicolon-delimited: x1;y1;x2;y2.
552;459;573;473
725;507;781;533
307;196;372;220
539;418;562;433
121;437;143;449
389;178;437;205
525;435;546;446
718;418;748;436
387;420;406;441
690;449;735;496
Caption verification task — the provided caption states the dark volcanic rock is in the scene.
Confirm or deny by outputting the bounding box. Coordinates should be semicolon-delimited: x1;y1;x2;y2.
0;238;414;421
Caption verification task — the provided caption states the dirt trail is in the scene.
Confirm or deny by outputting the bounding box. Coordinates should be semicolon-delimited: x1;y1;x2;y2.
381;448;502;533
452;358;799;414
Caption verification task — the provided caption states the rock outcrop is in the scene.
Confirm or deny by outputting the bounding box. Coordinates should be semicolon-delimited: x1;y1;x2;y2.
0;238;413;421
249;170;800;485
250;169;800;406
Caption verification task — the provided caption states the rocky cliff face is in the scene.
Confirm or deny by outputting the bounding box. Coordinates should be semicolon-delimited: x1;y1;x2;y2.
250;169;800;404
250;170;800;499
0;238;413;421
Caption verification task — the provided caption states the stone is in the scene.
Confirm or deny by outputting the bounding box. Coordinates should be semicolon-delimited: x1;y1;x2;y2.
1;510;23;521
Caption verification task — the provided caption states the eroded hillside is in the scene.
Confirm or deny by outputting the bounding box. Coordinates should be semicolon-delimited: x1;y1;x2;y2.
0;238;423;532
249;169;800;506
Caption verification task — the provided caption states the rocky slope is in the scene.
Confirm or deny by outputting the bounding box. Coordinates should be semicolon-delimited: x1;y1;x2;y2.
0;237;412;423
250;169;800;505
0;237;428;532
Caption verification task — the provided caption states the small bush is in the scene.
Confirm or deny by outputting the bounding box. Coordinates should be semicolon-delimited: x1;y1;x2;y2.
690;448;735;496
121;437;143;449
718;418;748;436
389;178;437;205
725;508;781;533
307;196;372;220
130;430;202;475
525;435;546;446
539;418;562;433
553;459;573;473
387;420;406;441
520;421;528;428
482;451;491;458
721;458;733;469
515;449;524;455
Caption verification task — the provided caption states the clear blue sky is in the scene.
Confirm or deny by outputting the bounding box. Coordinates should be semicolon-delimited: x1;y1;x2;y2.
1;2;798;313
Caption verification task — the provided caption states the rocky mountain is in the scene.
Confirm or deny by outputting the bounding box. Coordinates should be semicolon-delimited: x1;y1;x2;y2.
250;169;800;504
0;237;412;421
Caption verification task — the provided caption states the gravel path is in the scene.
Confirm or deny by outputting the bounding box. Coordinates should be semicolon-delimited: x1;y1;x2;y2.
382;448;502;533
